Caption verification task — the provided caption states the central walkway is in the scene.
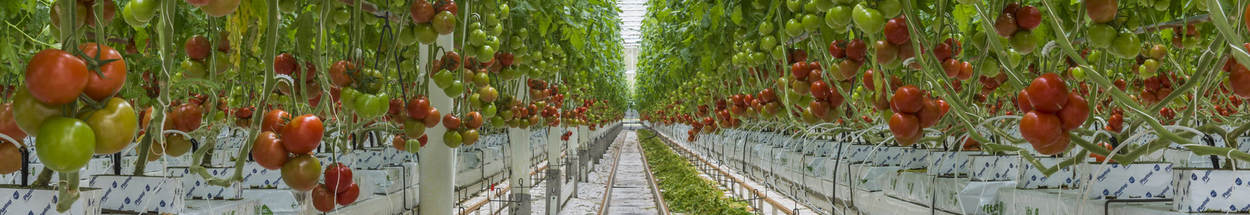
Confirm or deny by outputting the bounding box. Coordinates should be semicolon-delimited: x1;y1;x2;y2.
603;130;659;215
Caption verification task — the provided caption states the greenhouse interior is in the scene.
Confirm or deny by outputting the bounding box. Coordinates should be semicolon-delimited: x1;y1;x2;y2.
4;0;1250;214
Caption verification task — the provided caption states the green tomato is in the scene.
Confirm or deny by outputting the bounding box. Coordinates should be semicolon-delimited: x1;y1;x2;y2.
333;8;351;26
1070;67;1086;81
804;0;821;13
761;36;777;51
433;70;454;88
433;11;457;35
470;29;487;45
405;139;421;153
852;3;885;34
341;88;361;111
469;93;483;108
879;0;902;18
443;130;462;148
485;13;499;27
1109;33;1140;59
479;45;496;60
802;14;823;31
404;119;426;137
1087;24;1117;49
490;116;505;127
814;0;835;10
182;60;207;79
12;89;61;136
750;52;767;64
128;0;159;21
83;98;136;155
1009;31;1036;54
772;45;786;60
354;93;390;118
444;80;465;97
501;110;514;120
759;21;775;35
785;18;804;36
398;25;419;46
826;6;852;29
35;117;95;172
474;72;491;85
499;4;510;17
415;24;438;44
980;58;1001;76
483;104;497;118
122;3;149;28
787;0;804;12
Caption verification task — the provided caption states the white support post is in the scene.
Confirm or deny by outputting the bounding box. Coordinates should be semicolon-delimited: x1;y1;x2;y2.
545;126;563;215
419;35;457;215
507;128;532;213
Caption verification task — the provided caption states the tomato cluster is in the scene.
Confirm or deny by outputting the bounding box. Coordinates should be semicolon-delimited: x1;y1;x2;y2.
1017;73;1089;155
887;85;949;146
934;38;973;80
1138;72;1180;105
876;16;921;69
19;45;139;172
994;3;1041;54
250;111;325;191
1223;54;1250;98
411;0;458;35
827;39;867;80
312;163;361;212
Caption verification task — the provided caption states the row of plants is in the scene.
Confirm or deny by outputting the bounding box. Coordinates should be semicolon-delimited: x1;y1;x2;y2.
638;129;753;215
634;0;1250;178
0;0;628;212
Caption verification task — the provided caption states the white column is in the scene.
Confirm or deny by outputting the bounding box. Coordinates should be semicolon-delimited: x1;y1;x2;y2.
545;126;563;215
507;127;531;212
419;35;456;215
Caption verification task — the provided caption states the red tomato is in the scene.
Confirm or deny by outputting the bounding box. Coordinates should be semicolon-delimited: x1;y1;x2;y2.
185;35;211;61
324;163;353;193
0;141;18;174
943;58;962;78
845;39;867;62
1026;73;1068;112
884;17;909;45
262;109;290;133
443;114;461;130
889;113;920;146
1229;69;1250;97
1089;142;1115;163
311;184;336;212
0;103;27;146
406;96;431;120
1016;90;1033;113
170;102;204;132
274;53;298;76
335;183;360;205
1020;111;1068;155
1057;94;1089;131
392;135;406;151
1014;6;1041;30
423;108;441;128
282;155;322;191
916;99;941;128
252;131;287;170
25;49;88;105
330;60;355;87
281;114;323;154
891;85;924;114
79;43;127;101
